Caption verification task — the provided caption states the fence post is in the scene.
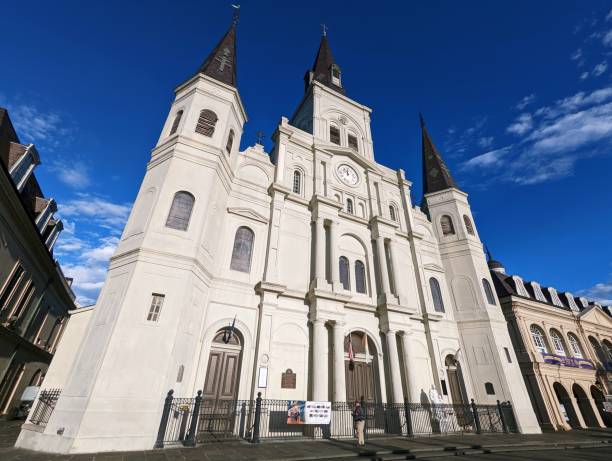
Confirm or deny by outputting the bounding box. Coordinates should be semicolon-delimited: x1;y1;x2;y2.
497;400;508;433
154;390;174;449
404;398;413;437
470;399;481;434
184;390;202;447
252;392;262;443
361;397;367;441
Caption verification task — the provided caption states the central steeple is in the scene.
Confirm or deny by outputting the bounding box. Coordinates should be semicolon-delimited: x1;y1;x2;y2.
197;18;238;88
420;114;458;195
304;30;345;95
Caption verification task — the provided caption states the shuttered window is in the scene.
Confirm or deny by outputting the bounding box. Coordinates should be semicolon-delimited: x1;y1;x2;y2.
165;192;195;231
389;205;396;221
339;256;350;290
195;109;218;137
169;110;183;135
346;198;354;214
226;129;235;154
330;126;340;145
348;134;358;151
293;170;301;194
0;265;25;312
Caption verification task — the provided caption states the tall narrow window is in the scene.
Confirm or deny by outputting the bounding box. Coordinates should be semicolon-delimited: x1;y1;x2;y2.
482;279;496;305
12;282;35;320
389;205;396;221
463;215;475;235
348;134;358;151
550;329;566;356
440;215;455;235
292;170;302;194
485;382;495;395
429;278;445;313
339;256;350;290
169;110;183;135
530;325;548;353
225;129;235;154
0;265;25;312
195;109;218;137
230;226;255;273
147;294;165;322
176;365;185;383
567;333;583;358
589;337;606;363
504;347;512;363
355;260;366;294
346;198;354;214
330;125;340;145
165;191;195;231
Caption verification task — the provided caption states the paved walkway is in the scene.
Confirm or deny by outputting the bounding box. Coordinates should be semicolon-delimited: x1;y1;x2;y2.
0;422;610;461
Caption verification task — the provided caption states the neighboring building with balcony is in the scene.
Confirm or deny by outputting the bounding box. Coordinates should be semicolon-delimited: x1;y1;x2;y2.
0;108;76;416
488;252;612;431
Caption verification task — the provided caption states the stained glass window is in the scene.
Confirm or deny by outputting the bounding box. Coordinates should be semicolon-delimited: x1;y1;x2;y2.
482;279;496;305
330;125;340;145
355;260;366;294
339;256;350;290
230;226;254;273
165;192;194;231
430;278;445;312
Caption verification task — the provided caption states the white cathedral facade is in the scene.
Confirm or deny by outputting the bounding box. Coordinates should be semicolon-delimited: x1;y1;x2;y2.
17;18;540;453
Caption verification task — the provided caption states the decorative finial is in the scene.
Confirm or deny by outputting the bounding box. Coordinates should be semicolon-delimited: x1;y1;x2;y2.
231;4;240;25
320;24;328;37
419;112;426;129
256;130;265;145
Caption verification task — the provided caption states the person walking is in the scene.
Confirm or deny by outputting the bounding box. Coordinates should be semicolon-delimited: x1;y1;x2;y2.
352;400;366;446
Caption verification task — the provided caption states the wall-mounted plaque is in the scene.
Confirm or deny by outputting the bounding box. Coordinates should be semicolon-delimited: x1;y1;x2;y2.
281;369;296;389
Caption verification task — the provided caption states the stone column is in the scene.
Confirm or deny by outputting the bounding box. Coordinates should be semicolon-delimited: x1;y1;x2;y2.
386;330;404;403
400;332;419;402
376;237;391;295
387;239;399;297
332;322;347;402
329;221;341;289
314;218;326;287
311;319;328;401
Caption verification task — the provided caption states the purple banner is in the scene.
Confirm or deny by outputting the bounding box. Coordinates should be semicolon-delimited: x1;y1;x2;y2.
542;353;595;369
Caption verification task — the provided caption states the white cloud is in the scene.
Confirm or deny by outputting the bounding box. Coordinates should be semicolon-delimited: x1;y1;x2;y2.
578;280;612;305
571;48;583;62
50;160;91;189
461;147;511;171
515;94;535;110
580;71;589;80
478;136;494;149
507;113;533;135
60;194;132;227
592;61;608;76
603;30;612;47
607;9;612;22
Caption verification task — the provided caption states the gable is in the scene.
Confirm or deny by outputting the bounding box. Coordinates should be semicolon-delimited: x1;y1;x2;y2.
227;207;268;224
580;305;612;327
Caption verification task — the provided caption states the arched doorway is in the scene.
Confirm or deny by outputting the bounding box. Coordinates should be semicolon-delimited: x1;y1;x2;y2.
203;328;243;403
591;385;612;428
445;355;468;406
572;384;598;427
344;331;380;403
553;382;580;429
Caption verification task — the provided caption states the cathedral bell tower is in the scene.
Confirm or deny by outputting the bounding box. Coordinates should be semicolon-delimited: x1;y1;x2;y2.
420;115;541;434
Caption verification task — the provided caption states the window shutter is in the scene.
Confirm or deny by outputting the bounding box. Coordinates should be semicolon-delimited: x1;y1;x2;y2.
330;126;340;145
196;109;218;137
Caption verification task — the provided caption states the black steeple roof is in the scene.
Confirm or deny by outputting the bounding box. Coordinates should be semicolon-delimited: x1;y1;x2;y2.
197;21;238;88
420;114;458;195
306;34;345;95
485;245;504;271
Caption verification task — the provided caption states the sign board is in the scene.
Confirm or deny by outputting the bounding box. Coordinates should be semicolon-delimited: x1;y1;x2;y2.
281;369;296;389
287;400;331;425
257;367;268;388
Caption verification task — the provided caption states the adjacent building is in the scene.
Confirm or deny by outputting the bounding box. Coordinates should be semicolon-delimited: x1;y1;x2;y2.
17;16;542;454
0;108;76;417
489;253;612;431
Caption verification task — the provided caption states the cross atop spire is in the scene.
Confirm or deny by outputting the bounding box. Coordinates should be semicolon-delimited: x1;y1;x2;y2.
420;113;458;195
196;10;238;88
320;24;328;36
305;31;345;95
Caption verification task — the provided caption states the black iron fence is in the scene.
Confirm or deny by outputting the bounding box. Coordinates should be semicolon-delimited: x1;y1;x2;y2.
29;388;61;427
155;391;518;448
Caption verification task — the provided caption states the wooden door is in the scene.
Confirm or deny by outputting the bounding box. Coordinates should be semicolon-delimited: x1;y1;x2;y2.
345;361;375;403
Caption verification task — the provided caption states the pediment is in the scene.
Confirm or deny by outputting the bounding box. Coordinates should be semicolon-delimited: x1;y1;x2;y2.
579;305;612;326
227;207;268;224
423;263;445;273
316;143;382;173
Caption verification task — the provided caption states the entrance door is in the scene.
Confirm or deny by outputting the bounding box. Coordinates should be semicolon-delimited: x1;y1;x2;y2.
344;332;377;403
199;328;242;441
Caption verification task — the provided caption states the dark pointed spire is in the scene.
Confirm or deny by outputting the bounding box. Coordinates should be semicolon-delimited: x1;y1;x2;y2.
485;244;505;272
421;113;458;195
197;17;238;88
305;30;345;95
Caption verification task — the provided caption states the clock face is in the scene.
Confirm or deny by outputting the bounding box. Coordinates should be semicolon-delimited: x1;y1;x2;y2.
337;164;359;186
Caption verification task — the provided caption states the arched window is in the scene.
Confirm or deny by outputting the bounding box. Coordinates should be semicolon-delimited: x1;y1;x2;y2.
589;336;606;364
348;134;358;151
567;333;583;358
355;260;366;294
389;205;396;221
530;325;548;353
482;279;496;305
330;125;340;145
230;226;254;273
463;215;475;235
165;191;195;231
29;369;43;386
225;129;235;154
440;215;455;235
550;329;566;356
169;110;183;135
195;109;218;137
346;198;354;214
485;382;495;395
339;256;350;290
293;170;302;194
429;278;445;313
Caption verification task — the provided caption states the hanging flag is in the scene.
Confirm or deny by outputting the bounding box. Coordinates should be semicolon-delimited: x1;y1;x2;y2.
223;315;237;344
348;332;355;370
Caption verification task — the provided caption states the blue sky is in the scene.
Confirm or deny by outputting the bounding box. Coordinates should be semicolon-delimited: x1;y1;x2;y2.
2;1;611;306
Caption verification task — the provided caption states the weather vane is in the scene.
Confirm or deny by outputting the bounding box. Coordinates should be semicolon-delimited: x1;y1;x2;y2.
320;24;328;37
231;4;240;24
